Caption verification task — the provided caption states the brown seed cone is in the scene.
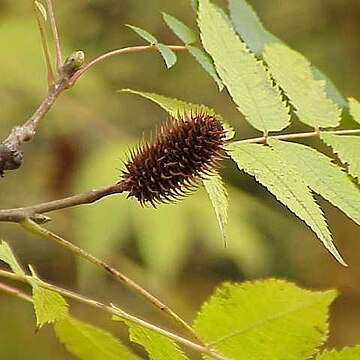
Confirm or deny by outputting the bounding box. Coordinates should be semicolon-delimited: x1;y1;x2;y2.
119;112;226;206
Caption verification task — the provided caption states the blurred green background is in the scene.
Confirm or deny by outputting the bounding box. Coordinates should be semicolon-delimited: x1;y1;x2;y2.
0;0;359;358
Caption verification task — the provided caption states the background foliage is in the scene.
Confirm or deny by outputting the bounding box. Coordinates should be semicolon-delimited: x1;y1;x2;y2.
0;0;359;359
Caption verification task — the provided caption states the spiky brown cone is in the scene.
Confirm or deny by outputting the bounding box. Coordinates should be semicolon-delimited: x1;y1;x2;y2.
119;112;226;206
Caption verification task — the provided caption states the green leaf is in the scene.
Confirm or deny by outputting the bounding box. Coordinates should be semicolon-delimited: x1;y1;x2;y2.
35;1;47;22
269;139;360;226
227;143;346;266
193;279;337;360
55;316;137;360
197;0;290;133
228;0;347;107
316;345;360;359
321;133;360;183
228;0;281;56
203;173;228;246
0;240;25;275
186;45;224;91
31;282;68;328
348;97;360;125
263;43;341;128
120;88;235;140
126;24;158;44
155;43;177;68
162;13;197;44
112;316;187;360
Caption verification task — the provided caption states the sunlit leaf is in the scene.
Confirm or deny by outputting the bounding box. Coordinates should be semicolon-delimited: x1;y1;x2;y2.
120;89;235;139
126;24;158;44
162;13;197;44
186;45;224;90
112;315;187;360
55;316;137;360
155;43;177;68
227;143;346;266
0;240;25;275
316;345;360;359
264;43;341;128
348;97;360;125
228;0;347;107
203;173;228;246
269;139;360;225
321;134;360;183
197;0;290;132
193;279;337;360
31;282;68;329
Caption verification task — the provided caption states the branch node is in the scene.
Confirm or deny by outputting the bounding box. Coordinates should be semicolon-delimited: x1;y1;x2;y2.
0;142;23;176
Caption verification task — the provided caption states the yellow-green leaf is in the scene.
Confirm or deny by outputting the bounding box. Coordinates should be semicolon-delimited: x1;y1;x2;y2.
197;0;290;132
155;43;177;68
228;0;346;107
193;279;337;360
112;316;187;360
348;97;360;125
0;240;25;275
162;13;196;45
126;24;157;44
321;133;360;183
227;143;346;266
32;284;68;328
120;88;235;140
269;139;360;226
263;43;341;128
203;173;228;246
55;316;137;360
316;345;360;359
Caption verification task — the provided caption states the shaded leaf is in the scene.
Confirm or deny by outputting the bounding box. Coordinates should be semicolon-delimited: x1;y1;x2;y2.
35;1;47;22
198;0;290;132
264;43;341;128
126;24;157;44
321;133;360;183
316;345;360;359
227;143;346;265
193;279;337;360
120;89;235;139
155;43;177;68
0;240;25;275
228;0;281;56
162;13;197;44
203;173;228;246
112;315;187;360
31;282;68;328
55;316;137;360
186;45;224;90
269;139;360;225
348;97;360;125
228;0;347;107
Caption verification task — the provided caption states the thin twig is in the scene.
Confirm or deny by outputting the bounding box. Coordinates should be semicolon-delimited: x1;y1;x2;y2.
69;45;187;86
20;219;200;341
0;281;32;303
0;270;229;360
0;182;126;222
45;0;63;72
230;128;360;146
32;1;55;86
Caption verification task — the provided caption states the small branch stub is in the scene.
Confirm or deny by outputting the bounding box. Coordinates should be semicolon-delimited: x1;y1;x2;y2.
0;142;23;176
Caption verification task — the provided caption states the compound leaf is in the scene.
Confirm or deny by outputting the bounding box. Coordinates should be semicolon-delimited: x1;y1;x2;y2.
321;133;360;183
269;139;360;226
227;143;346;265
197;0;290;132
162;13;197;44
264;43;341;128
